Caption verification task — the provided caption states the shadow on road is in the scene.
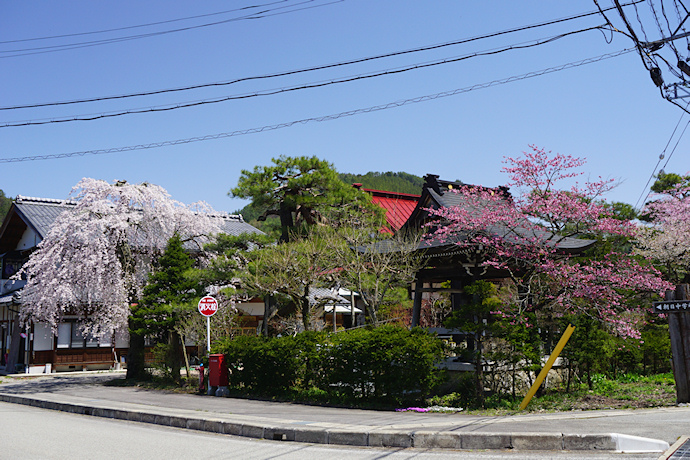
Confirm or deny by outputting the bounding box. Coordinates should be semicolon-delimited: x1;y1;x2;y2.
0;373;125;394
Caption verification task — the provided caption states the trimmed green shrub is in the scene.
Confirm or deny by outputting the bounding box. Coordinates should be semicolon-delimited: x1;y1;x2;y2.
322;325;446;402
215;325;446;404
219;335;300;393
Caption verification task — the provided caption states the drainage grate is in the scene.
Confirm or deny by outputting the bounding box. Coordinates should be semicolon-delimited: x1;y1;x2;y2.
665;437;690;459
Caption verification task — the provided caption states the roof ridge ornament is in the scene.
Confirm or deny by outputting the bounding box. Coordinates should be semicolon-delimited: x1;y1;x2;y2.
15;195;77;206
423;174;442;195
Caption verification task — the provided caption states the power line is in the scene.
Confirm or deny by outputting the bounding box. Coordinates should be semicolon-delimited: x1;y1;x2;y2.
0;48;633;164
661;119;690;172
0;1;640;110
634;105;690;210
0;26;605;128
0;0;292;44
0;0;342;58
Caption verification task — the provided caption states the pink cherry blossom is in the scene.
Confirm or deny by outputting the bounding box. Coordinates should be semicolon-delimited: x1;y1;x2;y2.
426;146;670;337
636;178;690;282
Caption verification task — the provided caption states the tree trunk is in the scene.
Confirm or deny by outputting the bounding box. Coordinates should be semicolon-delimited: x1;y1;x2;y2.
168;330;182;383
279;202;294;243
261;296;275;337
300;285;311;331
126;324;146;380
586;362;592;390
180;333;191;380
474;333;484;406
301;296;310;331
367;302;377;326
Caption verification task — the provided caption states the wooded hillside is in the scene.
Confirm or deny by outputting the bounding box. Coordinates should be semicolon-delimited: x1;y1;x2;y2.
0;190;12;222
338;172;424;195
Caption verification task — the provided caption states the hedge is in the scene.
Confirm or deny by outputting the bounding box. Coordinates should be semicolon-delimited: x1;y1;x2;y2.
215;325;446;404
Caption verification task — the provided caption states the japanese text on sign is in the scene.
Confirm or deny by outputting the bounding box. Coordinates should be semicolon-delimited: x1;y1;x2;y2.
198;296;218;317
653;300;690;312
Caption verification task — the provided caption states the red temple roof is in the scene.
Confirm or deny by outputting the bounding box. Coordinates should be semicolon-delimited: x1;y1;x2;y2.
361;188;420;232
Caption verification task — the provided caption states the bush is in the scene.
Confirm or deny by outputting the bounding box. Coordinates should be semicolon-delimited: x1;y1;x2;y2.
218;335;306;394
215;326;446;405
427;373;476;408
322;325;446;403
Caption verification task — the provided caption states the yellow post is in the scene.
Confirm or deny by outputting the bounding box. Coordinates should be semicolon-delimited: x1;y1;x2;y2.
519;323;575;410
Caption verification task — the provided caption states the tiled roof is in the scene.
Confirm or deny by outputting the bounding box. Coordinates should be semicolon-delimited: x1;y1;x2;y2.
309;287;350;306
14;196;77;239
0;291;20;305
408;175;594;252
363;188;420;232
216;215;264;237
7;196;263;247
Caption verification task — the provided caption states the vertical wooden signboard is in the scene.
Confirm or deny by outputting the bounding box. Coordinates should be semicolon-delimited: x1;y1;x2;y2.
654;284;690;403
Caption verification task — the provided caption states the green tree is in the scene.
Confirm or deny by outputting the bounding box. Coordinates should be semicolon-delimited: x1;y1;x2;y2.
134;234;199;381
650;172;690;195
560;314;611;390
0;189;12;222
191;231;276;335
230;156;375;242
600;201;638;221
196;232;275;290
640;322;671;374
318;214;424;325
242;233;333;332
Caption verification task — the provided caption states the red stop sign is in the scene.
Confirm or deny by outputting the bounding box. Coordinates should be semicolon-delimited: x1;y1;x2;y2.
198;296;218;317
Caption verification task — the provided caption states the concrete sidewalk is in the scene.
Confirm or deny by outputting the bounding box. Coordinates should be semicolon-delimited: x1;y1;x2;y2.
0;371;684;453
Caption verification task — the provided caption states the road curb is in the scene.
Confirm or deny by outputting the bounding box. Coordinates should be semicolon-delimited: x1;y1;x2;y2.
0;393;670;452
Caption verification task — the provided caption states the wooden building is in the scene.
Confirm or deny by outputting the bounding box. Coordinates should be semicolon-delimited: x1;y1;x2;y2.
0;196;263;374
400;174;595;328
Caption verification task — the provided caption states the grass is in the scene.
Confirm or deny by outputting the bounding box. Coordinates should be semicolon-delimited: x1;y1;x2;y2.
427;373;677;415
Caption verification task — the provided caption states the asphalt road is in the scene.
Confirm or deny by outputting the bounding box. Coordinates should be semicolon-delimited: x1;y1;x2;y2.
0;402;662;460
0;372;686;445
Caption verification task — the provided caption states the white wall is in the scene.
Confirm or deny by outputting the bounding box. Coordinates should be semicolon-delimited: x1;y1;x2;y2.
16;227;39;251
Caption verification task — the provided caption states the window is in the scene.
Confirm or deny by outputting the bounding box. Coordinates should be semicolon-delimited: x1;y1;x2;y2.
57;323;71;349
55;321;113;349
71;325;84;348
33;322;53;351
1;253;24;279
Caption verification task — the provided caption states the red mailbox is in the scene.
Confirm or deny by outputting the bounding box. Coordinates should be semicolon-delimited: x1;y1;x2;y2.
208;354;229;387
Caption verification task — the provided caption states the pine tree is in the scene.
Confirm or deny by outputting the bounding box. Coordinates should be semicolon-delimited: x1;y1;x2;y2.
134;234;198;381
230;155;377;242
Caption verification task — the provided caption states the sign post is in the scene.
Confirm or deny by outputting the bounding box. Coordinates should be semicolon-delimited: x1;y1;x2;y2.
198;296;218;353
653;285;690;403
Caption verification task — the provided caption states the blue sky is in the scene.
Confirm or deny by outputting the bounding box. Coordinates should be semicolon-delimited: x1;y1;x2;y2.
1;1;688;213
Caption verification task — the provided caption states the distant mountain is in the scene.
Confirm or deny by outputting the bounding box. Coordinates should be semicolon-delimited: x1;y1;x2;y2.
234;172;425;225
338;171;424;195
